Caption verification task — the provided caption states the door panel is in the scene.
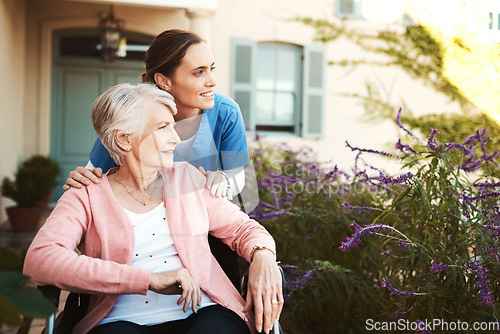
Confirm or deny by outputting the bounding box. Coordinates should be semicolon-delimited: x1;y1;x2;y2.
51;64;144;201
60;68;103;157
110;71;142;86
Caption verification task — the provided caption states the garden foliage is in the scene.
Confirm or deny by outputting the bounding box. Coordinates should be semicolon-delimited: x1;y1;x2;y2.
0;247;56;331
250;111;499;333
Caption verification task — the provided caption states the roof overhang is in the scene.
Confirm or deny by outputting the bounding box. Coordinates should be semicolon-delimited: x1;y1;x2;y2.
64;0;218;11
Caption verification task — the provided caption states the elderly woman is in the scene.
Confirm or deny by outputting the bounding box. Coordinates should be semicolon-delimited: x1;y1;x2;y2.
23;83;283;334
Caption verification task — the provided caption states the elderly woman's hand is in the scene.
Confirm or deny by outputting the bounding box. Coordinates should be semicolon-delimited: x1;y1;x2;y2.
63;166;102;190
243;249;284;334
198;166;229;198
149;268;202;313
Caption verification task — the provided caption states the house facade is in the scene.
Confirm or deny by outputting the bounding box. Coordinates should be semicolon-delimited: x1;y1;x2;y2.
0;0;493;224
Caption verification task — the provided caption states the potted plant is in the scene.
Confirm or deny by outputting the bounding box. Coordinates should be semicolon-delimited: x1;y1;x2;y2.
1;155;60;232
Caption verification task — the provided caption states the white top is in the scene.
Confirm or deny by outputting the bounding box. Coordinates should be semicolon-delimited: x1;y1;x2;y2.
97;203;215;326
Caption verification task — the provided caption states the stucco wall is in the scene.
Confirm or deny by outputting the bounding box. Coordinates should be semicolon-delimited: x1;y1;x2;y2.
24;0;191;158
1;0;474;225
212;0;466;172
0;0;27;222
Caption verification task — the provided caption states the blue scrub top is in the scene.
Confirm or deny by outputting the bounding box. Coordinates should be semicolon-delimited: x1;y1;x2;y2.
89;91;250;174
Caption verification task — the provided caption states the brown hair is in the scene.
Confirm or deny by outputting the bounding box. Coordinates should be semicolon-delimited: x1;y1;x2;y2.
140;29;204;85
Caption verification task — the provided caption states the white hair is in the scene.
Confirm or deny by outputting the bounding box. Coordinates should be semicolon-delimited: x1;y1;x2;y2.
91;83;177;165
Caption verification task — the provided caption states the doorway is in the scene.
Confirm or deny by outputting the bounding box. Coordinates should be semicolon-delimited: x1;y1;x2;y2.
50;29;153;200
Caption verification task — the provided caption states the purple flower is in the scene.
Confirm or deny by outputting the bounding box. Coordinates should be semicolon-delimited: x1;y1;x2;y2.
427;128;442;152
380;276;417;297
396;107;421;142
395;139;418;154
446;142;475;156
462;128;499;167
378;171;414;185
468;261;494;307
339;222;396;251
463;128;489;148
394;311;405;318
484;223;500;239
397;240;410;250
416;319;433;334
483;151;500;167
475;129;489;155
286;269;317;289
459;161;482;172
346;141;398;158
342;202;377;212
462;192;500;203
380;252;394;257
462;128;486;146
490;245;500;263
429;261;449;273
249;209;289;220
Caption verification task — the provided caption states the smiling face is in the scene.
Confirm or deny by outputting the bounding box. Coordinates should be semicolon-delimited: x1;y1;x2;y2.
130;101;180;172
166;42;217;118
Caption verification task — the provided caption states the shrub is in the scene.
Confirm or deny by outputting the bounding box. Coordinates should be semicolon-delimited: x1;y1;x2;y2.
250;111;499;333
1;155;60;207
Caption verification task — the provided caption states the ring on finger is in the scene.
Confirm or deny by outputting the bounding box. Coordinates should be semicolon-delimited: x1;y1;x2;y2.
272;299;279;304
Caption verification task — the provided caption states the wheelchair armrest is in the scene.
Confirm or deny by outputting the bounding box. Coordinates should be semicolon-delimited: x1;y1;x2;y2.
38;285;61;308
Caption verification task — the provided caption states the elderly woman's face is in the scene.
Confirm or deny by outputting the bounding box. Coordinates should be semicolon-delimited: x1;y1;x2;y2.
130;102;180;170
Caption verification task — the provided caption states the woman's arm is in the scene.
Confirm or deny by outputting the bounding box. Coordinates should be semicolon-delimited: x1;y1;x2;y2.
63;162;102;190
206;196;283;333
63;138;116;190
23;188;150;296
198;166;246;199
189;164;282;333
221;166;245;198
149;269;202;313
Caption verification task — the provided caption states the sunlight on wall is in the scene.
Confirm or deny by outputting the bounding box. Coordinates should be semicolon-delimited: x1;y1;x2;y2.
409;0;500;124
361;0;406;24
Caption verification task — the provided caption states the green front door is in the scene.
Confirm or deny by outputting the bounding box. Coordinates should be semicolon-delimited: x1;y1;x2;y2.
50;30;152;201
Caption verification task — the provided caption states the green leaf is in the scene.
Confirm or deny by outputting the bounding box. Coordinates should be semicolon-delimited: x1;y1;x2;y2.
431;157;438;170
391;188;411;208
0;272;56;318
0;248;22;271
438;200;454;221
0;295;23;326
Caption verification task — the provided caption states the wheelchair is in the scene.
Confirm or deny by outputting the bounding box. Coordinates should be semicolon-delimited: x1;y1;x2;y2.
37;233;284;334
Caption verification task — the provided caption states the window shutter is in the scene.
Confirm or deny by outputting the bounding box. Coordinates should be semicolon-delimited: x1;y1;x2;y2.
230;38;256;131
336;0;362;18
339;0;355;15
301;43;326;138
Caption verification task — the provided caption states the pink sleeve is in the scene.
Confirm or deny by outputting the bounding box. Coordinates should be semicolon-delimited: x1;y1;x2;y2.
184;164;276;262
23;187;150;296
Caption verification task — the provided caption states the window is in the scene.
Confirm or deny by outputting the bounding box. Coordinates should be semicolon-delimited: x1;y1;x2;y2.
231;39;326;138
255;44;301;133
335;0;362;19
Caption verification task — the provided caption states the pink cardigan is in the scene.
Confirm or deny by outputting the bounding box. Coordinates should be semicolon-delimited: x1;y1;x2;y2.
24;162;275;334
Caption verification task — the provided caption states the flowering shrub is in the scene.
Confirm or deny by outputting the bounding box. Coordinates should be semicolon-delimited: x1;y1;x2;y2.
250;111;499;333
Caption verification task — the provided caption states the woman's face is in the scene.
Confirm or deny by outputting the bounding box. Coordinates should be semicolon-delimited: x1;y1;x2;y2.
130;102;180;171
168;42;217;113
